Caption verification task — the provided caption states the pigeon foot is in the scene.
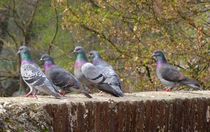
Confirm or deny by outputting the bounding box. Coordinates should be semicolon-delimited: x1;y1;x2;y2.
164;89;172;92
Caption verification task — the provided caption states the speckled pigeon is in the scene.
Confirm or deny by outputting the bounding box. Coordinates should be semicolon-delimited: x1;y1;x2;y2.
89;50;124;96
17;46;62;98
40;54;92;98
73;46;124;97
153;51;202;91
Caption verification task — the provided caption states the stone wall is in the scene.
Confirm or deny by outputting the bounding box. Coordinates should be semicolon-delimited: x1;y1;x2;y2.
0;91;210;131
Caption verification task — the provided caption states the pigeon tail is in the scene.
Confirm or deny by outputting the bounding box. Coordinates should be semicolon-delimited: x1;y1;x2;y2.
49;88;62;99
52;92;62;99
78;85;92;98
99;84;124;97
180;78;202;90
82;92;92;98
112;86;124;97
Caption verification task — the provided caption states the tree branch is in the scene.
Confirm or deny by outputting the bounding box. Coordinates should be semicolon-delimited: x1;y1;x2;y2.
11;0;26;36
5;29;18;50
24;0;39;44
81;24;132;58
48;3;59;55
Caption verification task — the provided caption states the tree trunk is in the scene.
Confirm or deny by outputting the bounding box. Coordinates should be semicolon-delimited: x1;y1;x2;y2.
0;9;8;53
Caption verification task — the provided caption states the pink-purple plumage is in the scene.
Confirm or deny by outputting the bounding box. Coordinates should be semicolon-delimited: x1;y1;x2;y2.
17;46;62;99
73;47;124;97
40;54;92;98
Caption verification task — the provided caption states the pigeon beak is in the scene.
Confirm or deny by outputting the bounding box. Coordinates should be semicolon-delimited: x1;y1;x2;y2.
73;49;77;53
72;49;77;54
16;50;20;55
152;53;157;61
152;53;156;58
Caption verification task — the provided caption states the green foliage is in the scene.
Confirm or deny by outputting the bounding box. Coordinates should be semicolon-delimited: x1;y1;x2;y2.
59;0;210;91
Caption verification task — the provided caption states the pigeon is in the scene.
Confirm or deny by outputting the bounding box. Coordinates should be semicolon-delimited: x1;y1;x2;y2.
17;46;62;98
89;50;124;96
40;54;92;98
152;51;202;91
73;46;124;97
73;46;94;88
89;51;111;67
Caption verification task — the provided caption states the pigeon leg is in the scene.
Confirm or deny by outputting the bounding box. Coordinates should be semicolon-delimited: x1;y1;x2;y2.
166;88;172;92
25;88;33;97
25;92;32;97
32;90;38;99
25;88;38;98
164;84;178;92
164;87;172;92
33;95;38;99
60;91;66;96
164;89;172;92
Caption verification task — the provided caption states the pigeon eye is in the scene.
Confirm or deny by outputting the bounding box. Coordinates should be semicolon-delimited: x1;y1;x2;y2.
76;48;81;52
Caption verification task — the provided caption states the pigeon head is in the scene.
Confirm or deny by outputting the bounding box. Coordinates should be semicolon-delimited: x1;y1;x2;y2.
152;51;167;63
89;50;101;59
73;46;85;54
17;46;30;54
73;46;88;65
17;46;32;61
40;54;55;64
40;54;56;71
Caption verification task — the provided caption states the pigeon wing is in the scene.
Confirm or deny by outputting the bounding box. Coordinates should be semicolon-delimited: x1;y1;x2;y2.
21;64;61;98
98;66;124;96
21;64;46;86
48;67;80;89
160;65;185;82
81;63;105;84
82;63;123;97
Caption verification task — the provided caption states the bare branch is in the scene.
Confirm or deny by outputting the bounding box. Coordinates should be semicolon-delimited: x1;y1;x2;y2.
0;57;16;61
143;64;153;84
26;0;39;27
5;29;18;50
48;2;59;55
11;0;26;36
24;0;39;44
176;10;210;37
81;24;132;58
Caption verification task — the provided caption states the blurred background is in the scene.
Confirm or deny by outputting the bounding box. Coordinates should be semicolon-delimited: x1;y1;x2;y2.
0;0;209;96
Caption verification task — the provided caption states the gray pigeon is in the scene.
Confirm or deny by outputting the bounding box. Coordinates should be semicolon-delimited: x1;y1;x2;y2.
89;50;124;96
89;51;110;67
153;51;203;91
17;46;62;98
40;54;92;98
73;46;124;97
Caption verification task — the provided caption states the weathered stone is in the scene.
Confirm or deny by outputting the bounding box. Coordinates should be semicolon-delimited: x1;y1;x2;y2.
0;91;210;131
